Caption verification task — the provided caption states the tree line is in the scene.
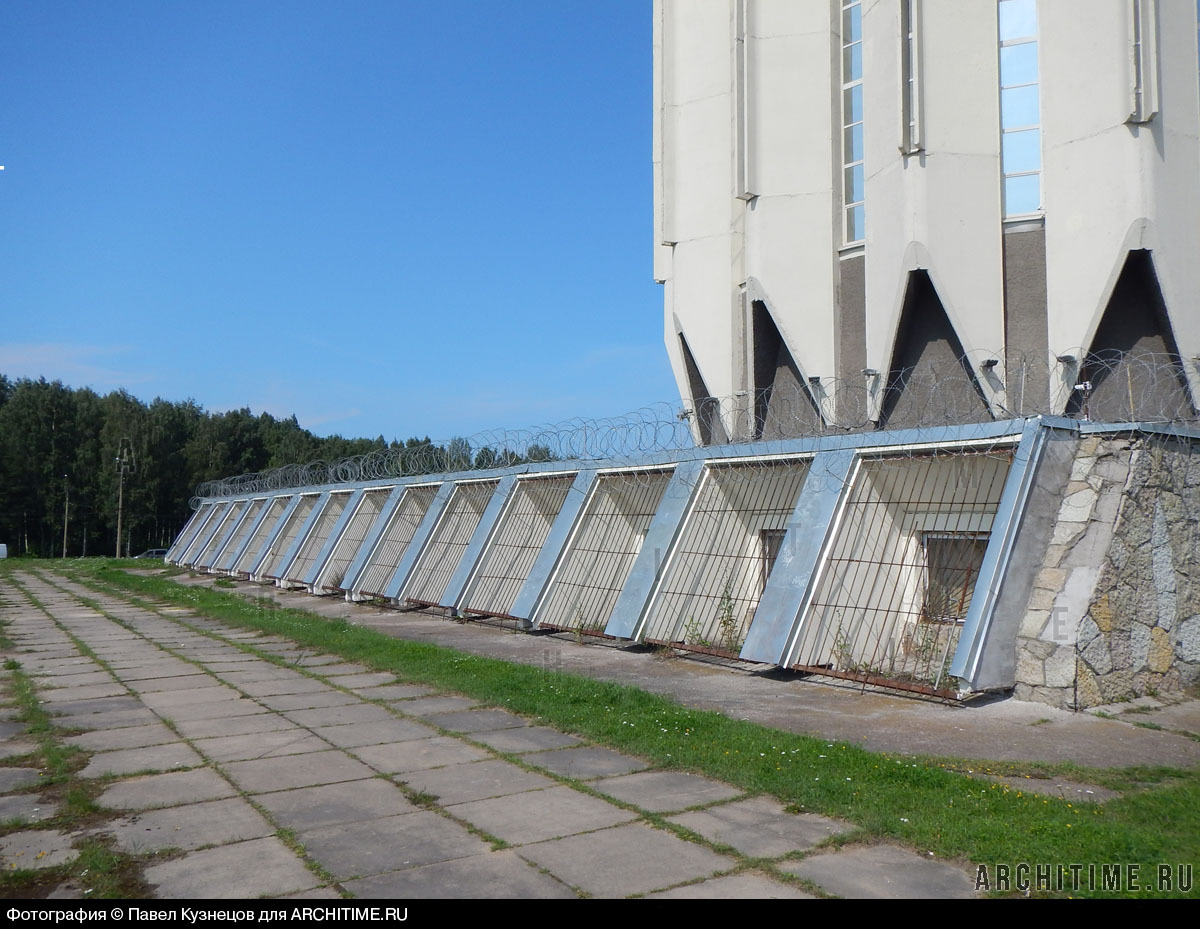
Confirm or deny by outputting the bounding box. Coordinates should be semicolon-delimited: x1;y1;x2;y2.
0;374;527;558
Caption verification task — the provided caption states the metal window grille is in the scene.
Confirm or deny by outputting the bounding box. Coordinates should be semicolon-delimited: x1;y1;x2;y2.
641;458;811;655
460;474;576;618
194;500;248;569
260;494;320;579
790;448;1013;694
283;491;353;585
316;487;394;592
219;498;266;573
178;503;222;565
534;469;674;632
402;480;500;605
354;484;440;598
233;497;291;576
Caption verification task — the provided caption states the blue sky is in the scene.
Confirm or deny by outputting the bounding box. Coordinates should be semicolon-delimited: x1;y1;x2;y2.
0;0;676;440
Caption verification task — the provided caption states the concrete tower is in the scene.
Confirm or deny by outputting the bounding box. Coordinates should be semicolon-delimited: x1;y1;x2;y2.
655;0;1200;441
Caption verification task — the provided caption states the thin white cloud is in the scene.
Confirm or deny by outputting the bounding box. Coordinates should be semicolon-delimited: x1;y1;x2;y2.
0;342;150;389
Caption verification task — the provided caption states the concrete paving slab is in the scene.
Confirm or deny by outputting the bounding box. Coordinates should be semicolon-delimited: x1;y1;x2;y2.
138;686;243;710
0;829;78;871
216;667;308;684
647;873;815;898
394;695;481;716
780;845;978;899
353;736;492;774
52;708;161;731
448;785;637;845
144;836;321;899
236;677;333;697
292;654;345;667
65;723;181;752
48;696;146;717
343;849;577;899
523;746;650;780
256;691;362;711
0;721;26;740
322;672;398;689
80;742;204;778
0;739;37;760
283;703;394;727
256;778;416;831
592;771;743;813
398;759;556;806
312;718;438;749
666;797;851;858
35;671;113;687
307;663;373;677
159;699;267;723
109;663;199;682
470;726;584;754
98;768;237;811
40;683;129;702
104;796;275;853
352;684;437;701
223;750;377;793
298;811;488;881
519;822;734;898
423;709;530;733
173;712;298;739
192;729;331;762
0;768;43;791
0;794;59;825
127;674;222;693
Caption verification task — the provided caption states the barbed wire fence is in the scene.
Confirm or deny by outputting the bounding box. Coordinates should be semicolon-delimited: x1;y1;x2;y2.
192;349;1197;504
175;348;1200;695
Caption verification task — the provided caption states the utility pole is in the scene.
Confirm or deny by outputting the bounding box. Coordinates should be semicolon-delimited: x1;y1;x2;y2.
115;438;136;558
61;475;69;559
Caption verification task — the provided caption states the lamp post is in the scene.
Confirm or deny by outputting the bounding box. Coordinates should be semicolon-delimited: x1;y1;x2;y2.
115;438;135;558
61;475;69;559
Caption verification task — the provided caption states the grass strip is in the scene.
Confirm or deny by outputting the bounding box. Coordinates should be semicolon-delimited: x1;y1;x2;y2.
36;560;1200;897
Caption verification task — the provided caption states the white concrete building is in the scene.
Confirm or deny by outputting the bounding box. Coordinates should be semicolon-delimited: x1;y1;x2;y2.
655;0;1200;440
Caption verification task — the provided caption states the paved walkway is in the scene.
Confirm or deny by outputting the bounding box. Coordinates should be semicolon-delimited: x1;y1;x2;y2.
0;567;979;899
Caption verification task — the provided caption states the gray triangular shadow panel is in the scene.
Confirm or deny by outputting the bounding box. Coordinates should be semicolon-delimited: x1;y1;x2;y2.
752;300;823;438
879;271;992;430
1066;250;1196;421
680;333;729;445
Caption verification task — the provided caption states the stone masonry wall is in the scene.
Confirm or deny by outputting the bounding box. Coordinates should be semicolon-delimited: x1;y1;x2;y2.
1013;434;1200;709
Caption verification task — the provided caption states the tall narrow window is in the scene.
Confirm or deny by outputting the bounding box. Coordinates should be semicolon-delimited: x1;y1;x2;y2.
842;0;865;243
998;0;1041;216
900;0;923;154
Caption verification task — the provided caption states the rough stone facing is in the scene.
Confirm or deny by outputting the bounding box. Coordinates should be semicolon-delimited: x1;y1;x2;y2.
1013;436;1200;708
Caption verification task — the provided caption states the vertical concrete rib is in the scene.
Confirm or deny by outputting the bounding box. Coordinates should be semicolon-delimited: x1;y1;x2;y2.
509;470;597;623
382;482;455;600
605;459;705;640
303;488;365;588
739;449;858;665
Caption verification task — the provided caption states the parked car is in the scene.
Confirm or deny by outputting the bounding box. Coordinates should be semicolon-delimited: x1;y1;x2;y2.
133;549;168;559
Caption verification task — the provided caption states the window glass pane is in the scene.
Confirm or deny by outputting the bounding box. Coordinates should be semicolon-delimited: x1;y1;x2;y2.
845;164;865;203
844;124;864;163
843;42;862;82
1001;85;1040;129
1000;42;1038;87
846;204;865;242
844;84;863;124
843;3;862;43
999;0;1037;41
1002;128;1041;174
1004;173;1041;214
